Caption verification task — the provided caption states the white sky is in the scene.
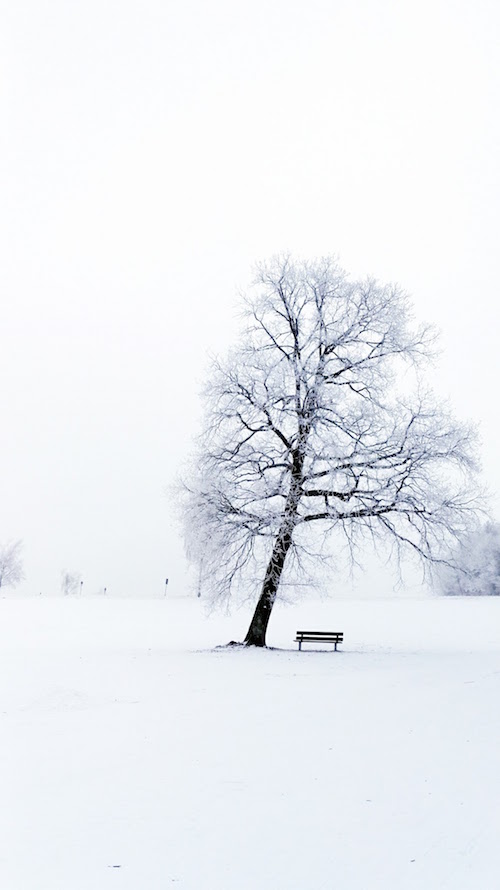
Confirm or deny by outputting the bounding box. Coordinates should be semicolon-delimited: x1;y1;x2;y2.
1;0;499;596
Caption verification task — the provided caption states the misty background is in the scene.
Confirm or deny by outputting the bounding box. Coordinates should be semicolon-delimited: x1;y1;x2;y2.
1;0;499;597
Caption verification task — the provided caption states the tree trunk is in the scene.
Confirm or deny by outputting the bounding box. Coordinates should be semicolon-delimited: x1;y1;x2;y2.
244;446;305;647
243;523;294;647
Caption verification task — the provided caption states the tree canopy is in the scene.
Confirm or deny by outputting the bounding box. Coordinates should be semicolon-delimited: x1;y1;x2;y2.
182;256;480;645
0;540;24;590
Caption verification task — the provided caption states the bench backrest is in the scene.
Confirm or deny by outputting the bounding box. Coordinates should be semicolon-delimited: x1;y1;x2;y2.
296;631;343;640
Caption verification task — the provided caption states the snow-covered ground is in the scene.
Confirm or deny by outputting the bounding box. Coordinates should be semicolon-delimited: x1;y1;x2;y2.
1;594;499;889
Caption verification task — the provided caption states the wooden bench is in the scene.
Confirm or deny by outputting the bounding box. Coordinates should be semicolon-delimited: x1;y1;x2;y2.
295;630;344;651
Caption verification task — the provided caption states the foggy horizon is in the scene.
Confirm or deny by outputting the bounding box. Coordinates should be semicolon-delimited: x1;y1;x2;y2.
2;0;499;597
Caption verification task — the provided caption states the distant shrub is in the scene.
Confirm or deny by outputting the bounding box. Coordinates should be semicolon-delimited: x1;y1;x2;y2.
437;522;500;596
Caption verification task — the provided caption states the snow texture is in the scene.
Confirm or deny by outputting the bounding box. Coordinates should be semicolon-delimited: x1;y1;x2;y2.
1;595;499;889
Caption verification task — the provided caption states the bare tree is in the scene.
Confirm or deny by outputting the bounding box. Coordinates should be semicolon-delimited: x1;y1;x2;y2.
0;540;25;590
436;521;500;596
60;570;82;596
182;256;480;646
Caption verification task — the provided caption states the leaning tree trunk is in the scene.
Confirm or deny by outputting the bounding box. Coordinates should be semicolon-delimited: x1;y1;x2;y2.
243;524;294;647
244;445;305;647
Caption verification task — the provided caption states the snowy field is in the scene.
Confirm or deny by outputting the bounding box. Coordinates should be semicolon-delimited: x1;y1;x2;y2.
1;594;500;890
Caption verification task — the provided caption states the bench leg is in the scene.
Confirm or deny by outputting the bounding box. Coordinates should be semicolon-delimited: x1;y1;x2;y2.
298;641;302;651
334;642;338;651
